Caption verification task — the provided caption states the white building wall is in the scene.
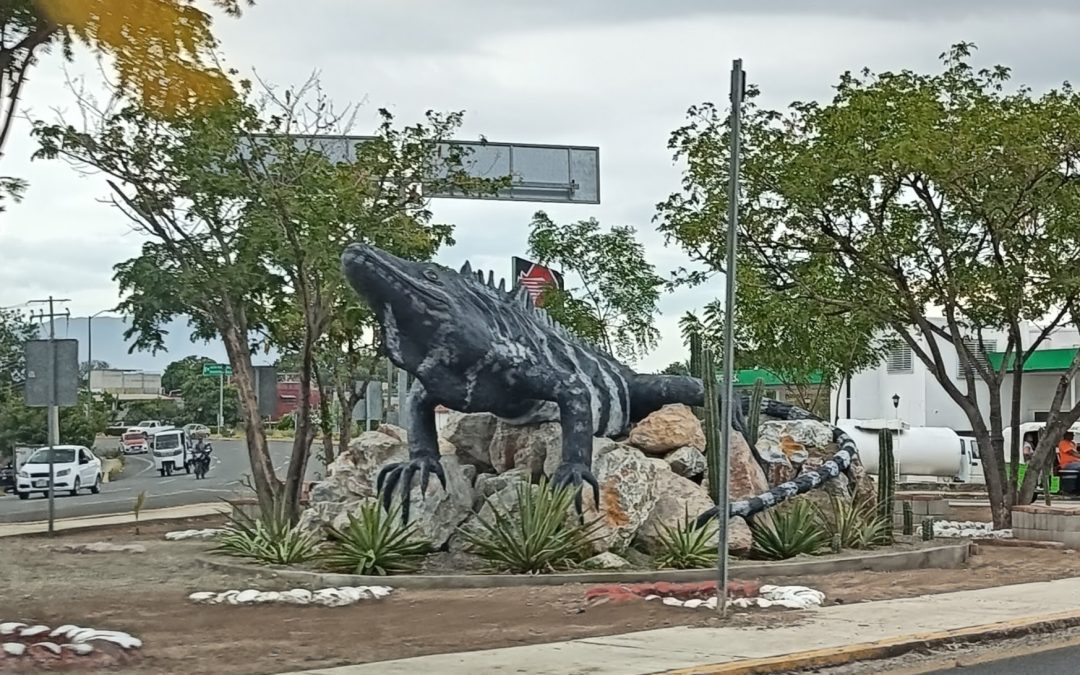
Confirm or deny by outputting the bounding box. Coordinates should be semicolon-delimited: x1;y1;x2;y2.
833;319;1080;432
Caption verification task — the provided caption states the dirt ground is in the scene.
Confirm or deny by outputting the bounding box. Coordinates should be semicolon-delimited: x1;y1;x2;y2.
0;515;1073;675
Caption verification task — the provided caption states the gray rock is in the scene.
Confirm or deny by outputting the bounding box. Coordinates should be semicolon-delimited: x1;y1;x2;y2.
665;446;707;478
756;419;833;470
543;436;622;479
634;470;715;553
384;455;476;549
488;420;561;478
582;552;631;569
442;411;498;473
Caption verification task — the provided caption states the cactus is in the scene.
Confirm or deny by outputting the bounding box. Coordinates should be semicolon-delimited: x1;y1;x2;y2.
689;332;703;379
701;345;723;504
877;428;896;543
922;517;935;541
902;501;914;536
746;377;765;448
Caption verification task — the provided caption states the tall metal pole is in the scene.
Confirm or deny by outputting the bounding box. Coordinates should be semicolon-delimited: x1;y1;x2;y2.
717;58;744;617
47;298;59;535
218;371;225;434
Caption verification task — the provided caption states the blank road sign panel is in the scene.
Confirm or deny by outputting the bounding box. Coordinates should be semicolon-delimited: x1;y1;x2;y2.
24;339;79;407
240;135;600;204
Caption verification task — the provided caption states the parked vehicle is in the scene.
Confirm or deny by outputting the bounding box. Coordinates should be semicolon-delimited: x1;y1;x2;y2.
183;423;211;440
14;445;103;499
119;428;150;454
151;428;190;477
0;464;14;493
835;419;984;484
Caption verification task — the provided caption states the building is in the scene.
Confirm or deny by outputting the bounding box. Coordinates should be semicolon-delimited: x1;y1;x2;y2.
832;319;1080;432
88;369;172;402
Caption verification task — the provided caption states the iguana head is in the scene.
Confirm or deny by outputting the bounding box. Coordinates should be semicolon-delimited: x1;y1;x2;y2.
341;243;498;366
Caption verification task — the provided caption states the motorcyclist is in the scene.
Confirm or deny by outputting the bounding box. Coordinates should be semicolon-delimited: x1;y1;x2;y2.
192;437;213;479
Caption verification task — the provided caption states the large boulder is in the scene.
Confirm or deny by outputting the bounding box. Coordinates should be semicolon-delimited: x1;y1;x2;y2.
634;468;753;557
298;426;476;549
577;445;661;553
627;404;706;456
488;420;561;477
543;436;622;478
726;431;771;502
442;411;498;473
756;419;839;487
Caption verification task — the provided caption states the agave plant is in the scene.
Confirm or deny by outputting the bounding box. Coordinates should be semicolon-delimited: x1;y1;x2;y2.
214;498;320;565
320;501;431;576
814;494;891;550
652;509;718;570
459;479;604;574
748;499;829;561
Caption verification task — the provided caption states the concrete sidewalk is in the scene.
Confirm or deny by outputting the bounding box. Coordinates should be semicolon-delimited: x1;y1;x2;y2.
286;577;1080;675
0;502;227;537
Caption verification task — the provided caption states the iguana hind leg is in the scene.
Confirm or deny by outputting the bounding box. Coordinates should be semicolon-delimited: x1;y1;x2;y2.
376;379;446;523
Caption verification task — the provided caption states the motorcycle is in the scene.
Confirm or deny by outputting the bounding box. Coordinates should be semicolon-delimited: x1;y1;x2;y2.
191;442;213;479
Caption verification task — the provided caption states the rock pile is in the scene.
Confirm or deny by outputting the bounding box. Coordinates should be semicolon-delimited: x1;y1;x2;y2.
0;621;142;669
188;586;392;607
298;401;872;563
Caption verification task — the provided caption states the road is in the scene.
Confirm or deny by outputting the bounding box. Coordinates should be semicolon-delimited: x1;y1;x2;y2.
0;439;320;523
919;642;1080;674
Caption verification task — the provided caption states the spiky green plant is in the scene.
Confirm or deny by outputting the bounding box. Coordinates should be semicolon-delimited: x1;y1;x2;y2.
922;517;935;541
214;497;320;566
132;490;146;535
746;377;765;448
748;500;829;560
459;479;604;574
653;508;719;570
877;428;896;542
701;345;723;504
321;501;431;576
814;495;891;550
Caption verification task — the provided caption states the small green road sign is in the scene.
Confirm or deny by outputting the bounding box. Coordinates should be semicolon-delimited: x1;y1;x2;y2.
202;363;232;377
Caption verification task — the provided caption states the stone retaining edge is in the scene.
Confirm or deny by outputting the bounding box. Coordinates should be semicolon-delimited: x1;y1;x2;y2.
196;542;970;590
660;609;1080;674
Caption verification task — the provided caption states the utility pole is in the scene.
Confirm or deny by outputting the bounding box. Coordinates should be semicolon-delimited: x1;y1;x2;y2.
28;297;71;536
86;308;113;416
716;58;745;617
218;371;225;435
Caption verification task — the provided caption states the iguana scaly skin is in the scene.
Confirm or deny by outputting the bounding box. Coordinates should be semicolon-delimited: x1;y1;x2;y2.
340;243;859;524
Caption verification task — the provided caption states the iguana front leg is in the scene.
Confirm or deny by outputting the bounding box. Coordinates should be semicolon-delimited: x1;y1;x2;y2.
376;380;446;523
548;376;601;514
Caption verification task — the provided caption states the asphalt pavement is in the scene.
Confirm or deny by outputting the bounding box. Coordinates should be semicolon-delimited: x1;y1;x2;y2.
922;643;1080;674
0;438;318;522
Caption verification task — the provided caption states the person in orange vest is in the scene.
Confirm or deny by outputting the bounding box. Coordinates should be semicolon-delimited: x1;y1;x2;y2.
1058;432;1080;469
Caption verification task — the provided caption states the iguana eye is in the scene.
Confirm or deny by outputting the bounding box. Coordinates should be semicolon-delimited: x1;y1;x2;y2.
422;269;439;282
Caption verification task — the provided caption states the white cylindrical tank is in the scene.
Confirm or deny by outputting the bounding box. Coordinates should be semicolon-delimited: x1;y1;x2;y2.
836;420;965;479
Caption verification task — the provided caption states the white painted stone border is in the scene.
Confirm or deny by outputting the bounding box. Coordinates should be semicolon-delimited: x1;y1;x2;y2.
926;520;1013;539
188;586;393;607
165;528;224;540
0;621;143;659
644;585;826;610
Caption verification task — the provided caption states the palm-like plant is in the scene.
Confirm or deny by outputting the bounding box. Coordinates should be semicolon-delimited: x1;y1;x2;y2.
320;501;431;576
748;499;829;560
460;479;605;574
214;498;320;565
652;509;718;569
815;494;891;550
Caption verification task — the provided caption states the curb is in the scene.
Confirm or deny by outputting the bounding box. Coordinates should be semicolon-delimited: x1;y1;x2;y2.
196;542;969;590
0;503;228;538
659;609;1080;674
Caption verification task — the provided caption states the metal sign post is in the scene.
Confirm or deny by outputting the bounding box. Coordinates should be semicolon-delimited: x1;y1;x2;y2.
201;363;233;434
717;58;745;617
25;298;76;536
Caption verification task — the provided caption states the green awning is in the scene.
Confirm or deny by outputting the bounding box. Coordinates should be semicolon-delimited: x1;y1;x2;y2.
987;347;1079;373
734;367;823;387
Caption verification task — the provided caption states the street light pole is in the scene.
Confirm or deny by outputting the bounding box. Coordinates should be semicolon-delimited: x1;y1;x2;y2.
86;308;113;415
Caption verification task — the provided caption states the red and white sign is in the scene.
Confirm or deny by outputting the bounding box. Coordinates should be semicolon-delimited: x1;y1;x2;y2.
512;256;564;306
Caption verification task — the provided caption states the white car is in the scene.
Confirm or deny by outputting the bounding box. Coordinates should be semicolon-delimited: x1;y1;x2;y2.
15;445;103;500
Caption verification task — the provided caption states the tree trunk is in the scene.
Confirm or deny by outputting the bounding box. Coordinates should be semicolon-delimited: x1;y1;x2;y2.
283;329;317;524
983;392;1011;529
1008;361;1024;508
313;360;335;472
219;324;280;518
338;382;365;460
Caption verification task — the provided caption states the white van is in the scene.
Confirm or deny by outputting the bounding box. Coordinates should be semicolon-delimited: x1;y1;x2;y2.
151;428;190;477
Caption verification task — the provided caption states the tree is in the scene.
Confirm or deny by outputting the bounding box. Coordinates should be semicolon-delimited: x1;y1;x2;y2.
33;74;496;521
527;211;664;363
660;361;690;376
0;0;253;210
161;355;239;426
657;43;1080;527
0;308;36;399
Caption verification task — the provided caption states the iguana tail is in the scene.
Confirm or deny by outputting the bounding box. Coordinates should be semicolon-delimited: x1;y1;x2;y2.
695;396;859;527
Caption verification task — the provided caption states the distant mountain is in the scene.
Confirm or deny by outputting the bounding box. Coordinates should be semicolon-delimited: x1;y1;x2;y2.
37;316;279;372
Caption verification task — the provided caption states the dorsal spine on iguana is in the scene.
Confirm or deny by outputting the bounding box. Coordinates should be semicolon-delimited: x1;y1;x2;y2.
339;243;861;526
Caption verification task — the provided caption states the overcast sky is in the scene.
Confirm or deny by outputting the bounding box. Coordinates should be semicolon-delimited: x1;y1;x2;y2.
3;0;1080;371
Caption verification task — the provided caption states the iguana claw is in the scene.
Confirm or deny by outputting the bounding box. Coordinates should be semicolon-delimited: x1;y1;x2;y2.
376;455;447;524
551;461;600;516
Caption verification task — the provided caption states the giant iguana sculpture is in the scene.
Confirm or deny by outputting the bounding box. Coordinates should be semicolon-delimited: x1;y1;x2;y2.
340;243;859;525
